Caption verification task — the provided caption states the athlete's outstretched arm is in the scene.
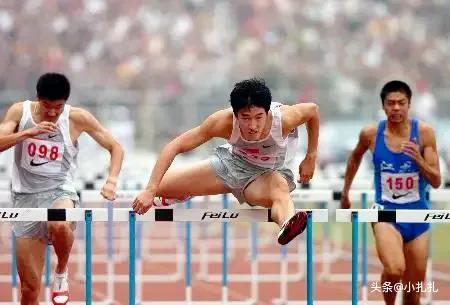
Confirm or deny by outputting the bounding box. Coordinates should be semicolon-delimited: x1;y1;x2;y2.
402;123;441;188
341;125;375;208
73;108;124;200
283;103;320;183
296;103;320;157
0;103;57;152
133;110;230;214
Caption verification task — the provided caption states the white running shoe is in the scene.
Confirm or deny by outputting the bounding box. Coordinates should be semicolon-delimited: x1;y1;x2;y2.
52;270;69;305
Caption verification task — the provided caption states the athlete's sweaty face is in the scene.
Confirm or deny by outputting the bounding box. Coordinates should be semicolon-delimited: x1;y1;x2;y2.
236;106;268;141
383;92;410;123
37;99;65;121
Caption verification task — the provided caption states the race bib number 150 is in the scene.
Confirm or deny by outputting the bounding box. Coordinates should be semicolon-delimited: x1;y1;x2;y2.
381;172;420;204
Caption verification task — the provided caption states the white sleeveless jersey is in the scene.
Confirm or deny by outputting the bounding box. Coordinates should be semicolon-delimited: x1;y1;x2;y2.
228;102;299;169
12;100;79;193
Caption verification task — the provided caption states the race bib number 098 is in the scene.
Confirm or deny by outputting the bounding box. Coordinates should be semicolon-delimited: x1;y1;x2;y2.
20;138;64;175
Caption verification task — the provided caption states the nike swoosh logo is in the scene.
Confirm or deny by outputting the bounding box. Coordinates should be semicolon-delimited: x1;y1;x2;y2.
392;192;411;199
30;160;51;167
263;145;274;148
48;134;58;139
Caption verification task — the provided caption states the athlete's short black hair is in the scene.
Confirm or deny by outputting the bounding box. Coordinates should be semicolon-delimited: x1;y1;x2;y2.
380;80;412;105
36;73;71;101
230;78;271;114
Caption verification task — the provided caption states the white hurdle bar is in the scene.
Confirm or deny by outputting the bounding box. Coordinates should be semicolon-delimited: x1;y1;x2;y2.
336;209;450;223
0;207;328;223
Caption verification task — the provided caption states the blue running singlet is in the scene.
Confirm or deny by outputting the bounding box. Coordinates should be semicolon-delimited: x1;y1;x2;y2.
372;119;429;242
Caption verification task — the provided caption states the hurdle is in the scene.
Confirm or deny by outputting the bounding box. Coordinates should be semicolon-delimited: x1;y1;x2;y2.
118;206;328;305
79;190;332;303
266;188;450;305
336;208;450;305
318;189;450;282
0;207;327;305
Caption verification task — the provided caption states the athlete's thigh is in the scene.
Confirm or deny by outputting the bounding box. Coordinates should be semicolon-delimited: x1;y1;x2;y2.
372;222;405;270
16;237;46;289
243;171;290;208
403;231;429;282
51;198;75;209
157;160;231;198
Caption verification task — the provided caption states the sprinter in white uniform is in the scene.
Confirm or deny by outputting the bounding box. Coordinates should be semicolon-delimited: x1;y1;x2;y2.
133;78;319;245
0;73;124;305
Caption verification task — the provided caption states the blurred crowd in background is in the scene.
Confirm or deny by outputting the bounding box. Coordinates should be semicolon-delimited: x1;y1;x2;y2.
0;0;449;181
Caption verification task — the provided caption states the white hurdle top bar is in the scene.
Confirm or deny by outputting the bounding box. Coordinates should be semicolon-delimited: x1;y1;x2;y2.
0;208;108;221
0;208;328;222
336;209;450;223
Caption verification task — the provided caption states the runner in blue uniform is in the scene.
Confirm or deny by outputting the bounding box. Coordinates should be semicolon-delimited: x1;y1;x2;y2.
341;80;441;305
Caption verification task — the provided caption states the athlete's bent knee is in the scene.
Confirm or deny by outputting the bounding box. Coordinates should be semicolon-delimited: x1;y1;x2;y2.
269;174;290;199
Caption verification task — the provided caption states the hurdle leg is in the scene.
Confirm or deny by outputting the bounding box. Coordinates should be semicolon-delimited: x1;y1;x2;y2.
306;211;314;305
45;244;51;305
361;193;368;304
129;211;136;305
352;211;359;305
85;210;93;305
186;199;192;304
222;194;229;304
